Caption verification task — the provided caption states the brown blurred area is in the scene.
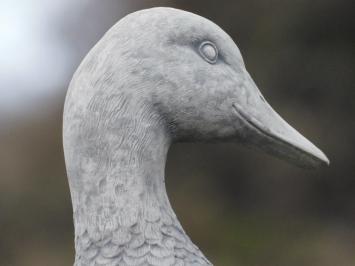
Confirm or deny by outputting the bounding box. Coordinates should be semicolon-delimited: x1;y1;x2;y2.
0;0;354;265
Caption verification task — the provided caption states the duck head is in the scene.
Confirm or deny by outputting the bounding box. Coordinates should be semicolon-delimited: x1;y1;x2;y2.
117;7;329;168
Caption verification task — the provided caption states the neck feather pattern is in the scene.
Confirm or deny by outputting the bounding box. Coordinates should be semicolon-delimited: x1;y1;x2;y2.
64;90;212;266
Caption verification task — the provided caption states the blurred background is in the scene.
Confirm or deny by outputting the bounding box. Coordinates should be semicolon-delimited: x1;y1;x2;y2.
0;0;354;265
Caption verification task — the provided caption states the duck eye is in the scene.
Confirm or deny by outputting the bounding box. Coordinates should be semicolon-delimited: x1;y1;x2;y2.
199;41;218;64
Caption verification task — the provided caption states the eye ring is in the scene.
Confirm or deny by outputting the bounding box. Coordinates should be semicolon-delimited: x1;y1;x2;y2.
199;41;218;64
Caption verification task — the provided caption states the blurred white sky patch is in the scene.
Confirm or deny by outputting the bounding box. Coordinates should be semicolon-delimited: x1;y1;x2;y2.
0;0;131;116
0;0;75;112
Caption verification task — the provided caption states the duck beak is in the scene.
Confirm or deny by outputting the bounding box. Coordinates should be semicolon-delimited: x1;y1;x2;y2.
232;72;329;169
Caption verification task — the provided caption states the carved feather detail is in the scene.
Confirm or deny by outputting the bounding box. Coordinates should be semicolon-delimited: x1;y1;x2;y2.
74;207;211;266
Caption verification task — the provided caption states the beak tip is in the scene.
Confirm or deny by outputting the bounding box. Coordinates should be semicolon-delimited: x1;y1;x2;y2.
321;154;330;167
312;149;330;168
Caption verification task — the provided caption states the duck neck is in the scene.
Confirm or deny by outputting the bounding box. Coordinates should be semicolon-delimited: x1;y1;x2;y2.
68;102;210;265
72;109;169;229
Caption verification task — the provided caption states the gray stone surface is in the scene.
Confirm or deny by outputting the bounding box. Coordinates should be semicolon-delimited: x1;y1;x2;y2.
63;7;328;266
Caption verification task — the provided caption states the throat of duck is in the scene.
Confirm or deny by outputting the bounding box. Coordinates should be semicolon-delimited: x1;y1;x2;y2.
68;104;211;265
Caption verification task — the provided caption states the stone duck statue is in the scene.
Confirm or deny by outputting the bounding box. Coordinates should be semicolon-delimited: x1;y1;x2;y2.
63;7;329;266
